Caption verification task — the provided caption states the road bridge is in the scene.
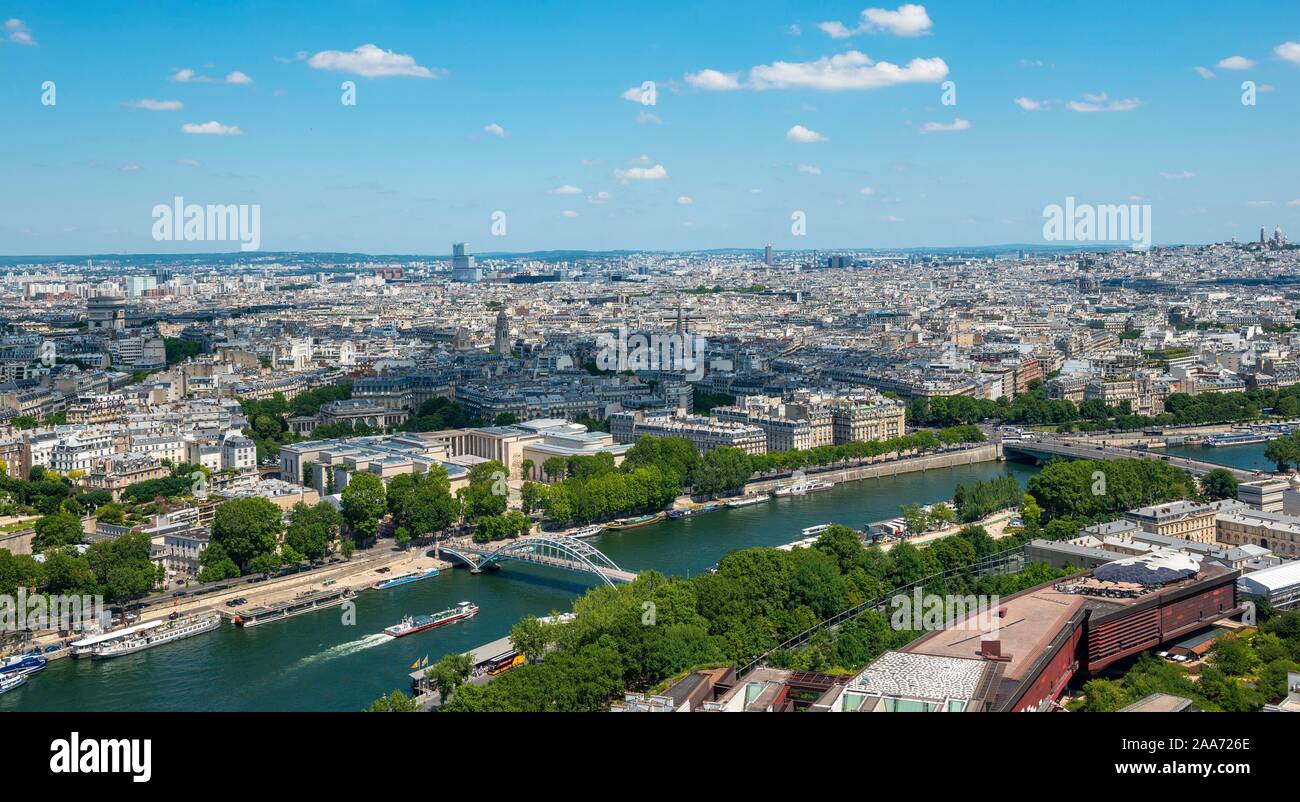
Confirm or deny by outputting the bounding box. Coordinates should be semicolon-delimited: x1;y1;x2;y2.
1002;437;1265;481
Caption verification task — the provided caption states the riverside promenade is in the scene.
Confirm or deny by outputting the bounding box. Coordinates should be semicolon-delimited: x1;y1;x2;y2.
744;443;1001;495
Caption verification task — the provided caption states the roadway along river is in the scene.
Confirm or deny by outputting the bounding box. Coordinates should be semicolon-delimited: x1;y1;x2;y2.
0;443;1266;712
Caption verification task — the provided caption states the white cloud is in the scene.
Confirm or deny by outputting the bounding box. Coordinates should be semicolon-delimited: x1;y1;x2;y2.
1288;199;1300;207
5;18;35;45
1018;59;1044;68
797;164;822;175
859;186;875;195
614;164;669;181
1012;96;1047;111
786;125;827;143
920;117;970;133
181;121;244;136
550;185;582;195
1216;55;1255;70
125;99;183;111
1066;92;1142;112
749;188;763;194
818;21;856;39
1276;42;1300;65
676;196;694;205
1193;66;1215;79
684;69;743;90
620;86;642;101
862;4;934;36
688;50;946;92
171;68;254;84
637;111;662;125
561;210;579;218
751;51;946;90
483;123;506;137
882;214;904;222
1160;170;1195;180
1247;200;1274;207
820;5;934;38
786;24;802;36
178;159;201;167
307;44;441;79
588;191;612;204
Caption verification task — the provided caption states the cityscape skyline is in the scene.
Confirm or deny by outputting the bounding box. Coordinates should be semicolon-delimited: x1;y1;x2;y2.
3;1;1300;254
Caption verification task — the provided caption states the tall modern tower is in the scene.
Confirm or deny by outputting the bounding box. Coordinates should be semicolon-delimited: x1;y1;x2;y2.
451;242;481;283
764;244;773;266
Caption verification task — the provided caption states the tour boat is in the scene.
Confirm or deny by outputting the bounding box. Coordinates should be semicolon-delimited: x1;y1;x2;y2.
0;673;27;695
372;567;441;591
725;494;769;508
773;479;834;497
383;601;479;638
0;654;47;677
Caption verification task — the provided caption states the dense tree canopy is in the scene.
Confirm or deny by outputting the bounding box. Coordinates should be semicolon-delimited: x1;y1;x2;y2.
210;496;284;571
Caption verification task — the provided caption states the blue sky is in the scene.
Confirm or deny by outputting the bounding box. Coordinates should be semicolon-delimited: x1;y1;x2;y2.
2;0;1299;255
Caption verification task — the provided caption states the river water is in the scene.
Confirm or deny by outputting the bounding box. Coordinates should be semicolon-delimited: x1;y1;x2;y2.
0;443;1264;711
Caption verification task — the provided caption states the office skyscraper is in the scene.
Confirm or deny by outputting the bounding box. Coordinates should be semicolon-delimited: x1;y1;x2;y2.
451;242;481;283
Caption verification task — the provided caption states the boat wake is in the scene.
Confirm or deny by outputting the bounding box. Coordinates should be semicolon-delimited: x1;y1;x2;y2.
297;633;391;667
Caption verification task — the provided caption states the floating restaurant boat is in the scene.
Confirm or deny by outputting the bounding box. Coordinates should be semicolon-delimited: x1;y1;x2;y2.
70;619;166;658
570;524;605;538
91;614;221;660
1204;431;1273;447
800;523;833;537
233;587;356;628
383;601;479;638
725;494;769;508
773;479;835;497
372;567;441;591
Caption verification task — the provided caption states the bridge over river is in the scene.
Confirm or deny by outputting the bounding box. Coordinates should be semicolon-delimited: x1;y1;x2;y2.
440;534;638;587
1003;436;1267;482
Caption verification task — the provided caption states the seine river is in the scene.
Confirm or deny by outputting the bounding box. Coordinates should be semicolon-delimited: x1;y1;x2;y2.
0;442;1265;712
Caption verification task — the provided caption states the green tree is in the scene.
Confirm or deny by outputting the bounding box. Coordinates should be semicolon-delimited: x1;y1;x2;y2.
86;531;161;603
32;511;85;552
211;496;284;572
399;467;459;536
542;457;567;483
1200;468;1240;501
1265;432;1300;472
367;690;420;712
427;652;475;702
458;461;508;521
341;472;387;541
197;541;240;583
690;447;752;497
509;615;554;664
284;501;340;561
